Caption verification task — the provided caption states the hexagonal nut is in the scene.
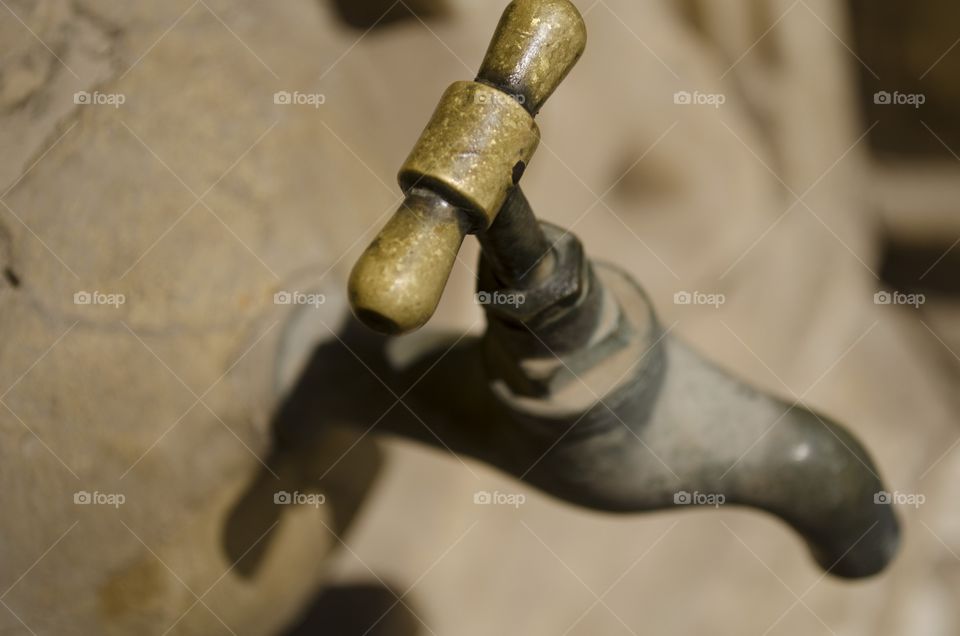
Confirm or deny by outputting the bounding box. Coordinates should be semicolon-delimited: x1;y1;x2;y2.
476;223;588;326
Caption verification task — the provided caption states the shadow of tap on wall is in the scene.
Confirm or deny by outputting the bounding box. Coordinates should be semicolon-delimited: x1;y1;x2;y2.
221;320;394;579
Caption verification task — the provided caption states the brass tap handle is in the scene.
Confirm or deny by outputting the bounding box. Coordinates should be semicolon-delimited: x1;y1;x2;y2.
348;0;587;335
477;0;589;115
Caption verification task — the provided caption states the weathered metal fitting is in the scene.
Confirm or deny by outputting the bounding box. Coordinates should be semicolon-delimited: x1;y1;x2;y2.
348;188;469;335
349;0;586;335
477;223;588;328
398;81;540;230
486;263;664;429
478;0;587;114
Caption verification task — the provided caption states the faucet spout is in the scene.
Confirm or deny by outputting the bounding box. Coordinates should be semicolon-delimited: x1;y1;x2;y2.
277;251;899;579
468;259;899;578
508;330;900;579
325;257;899;579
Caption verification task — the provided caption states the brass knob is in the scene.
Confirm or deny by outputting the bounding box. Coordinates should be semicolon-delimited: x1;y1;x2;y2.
348;0;587;335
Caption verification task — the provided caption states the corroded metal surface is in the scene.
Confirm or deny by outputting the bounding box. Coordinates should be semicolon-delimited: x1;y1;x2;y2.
477;187;556;287
399;81;539;226
297;262;901;578
348;0;586;334
348;189;468;335
477;0;587;114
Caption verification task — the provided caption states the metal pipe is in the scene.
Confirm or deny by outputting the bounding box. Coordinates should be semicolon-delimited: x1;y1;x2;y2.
477;187;555;287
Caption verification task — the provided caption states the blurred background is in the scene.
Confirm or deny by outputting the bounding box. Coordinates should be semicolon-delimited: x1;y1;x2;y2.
1;0;959;634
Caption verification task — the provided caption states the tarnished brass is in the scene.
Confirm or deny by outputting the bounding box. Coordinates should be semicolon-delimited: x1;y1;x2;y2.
477;0;587;114
348;0;587;334
399;81;539;228
348;189;468;335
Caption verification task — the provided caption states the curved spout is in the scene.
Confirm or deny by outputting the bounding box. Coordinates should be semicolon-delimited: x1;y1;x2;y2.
278;312;898;579
502;337;899;578
274;264;898;579
366;332;899;578
385;274;898;578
